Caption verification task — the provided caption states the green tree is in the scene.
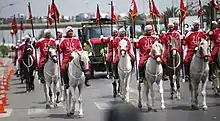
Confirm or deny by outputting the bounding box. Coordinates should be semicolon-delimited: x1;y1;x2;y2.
0;45;10;57
163;6;179;18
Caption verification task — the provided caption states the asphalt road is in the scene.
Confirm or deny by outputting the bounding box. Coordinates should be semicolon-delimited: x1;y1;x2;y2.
1;68;220;121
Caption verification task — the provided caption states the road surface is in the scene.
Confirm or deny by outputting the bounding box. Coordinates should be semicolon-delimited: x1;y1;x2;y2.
1;69;220;121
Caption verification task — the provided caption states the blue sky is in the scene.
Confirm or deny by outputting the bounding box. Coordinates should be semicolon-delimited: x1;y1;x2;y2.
0;0;209;17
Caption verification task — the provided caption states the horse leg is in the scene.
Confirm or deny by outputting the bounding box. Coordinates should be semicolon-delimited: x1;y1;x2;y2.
201;79;208;111
144;81;151;111
55;78;61;103
189;79;195;108
112;80;117;98
78;84;84;117
44;83;50;109
176;74;181;100
53;80;58;108
158;79;165;110
66;89;72;117
191;80;199;110
149;82;156;111
120;76;125;101
169;76;174;100
70;86;76;116
125;74;130;102
31;75;35;91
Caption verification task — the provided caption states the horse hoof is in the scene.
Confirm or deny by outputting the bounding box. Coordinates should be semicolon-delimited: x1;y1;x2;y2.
78;114;84;118
170;95;174;100
153;109;157;112
147;107;152;111
54;104;58;108
138;103;142;109
203;106;208;111
66;113;72;117
191;105;199;110
161;105;165;110
46;104;50;109
56;100;60;103
177;96;181;100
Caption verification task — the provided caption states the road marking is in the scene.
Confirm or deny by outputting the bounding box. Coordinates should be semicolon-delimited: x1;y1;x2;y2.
0;108;12;118
28;108;49;115
94;101;111;110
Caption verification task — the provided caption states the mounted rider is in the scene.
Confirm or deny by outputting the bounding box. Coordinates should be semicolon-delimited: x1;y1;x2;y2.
59;26;91;89
136;25;166;82
34;29;56;83
112;28;135;79
173;21;181;34
100;28;118;76
183;20;207;81
209;20;220;79
17;35;37;64
162;23;182;60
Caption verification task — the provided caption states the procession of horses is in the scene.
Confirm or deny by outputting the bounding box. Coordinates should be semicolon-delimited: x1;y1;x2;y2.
10;18;220;117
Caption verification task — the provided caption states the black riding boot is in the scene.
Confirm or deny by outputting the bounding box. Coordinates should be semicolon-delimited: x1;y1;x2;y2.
139;66;145;83
61;70;69;89
113;63;119;79
184;64;190;82
38;67;45;84
209;63;216;81
84;71;91;87
106;61;113;77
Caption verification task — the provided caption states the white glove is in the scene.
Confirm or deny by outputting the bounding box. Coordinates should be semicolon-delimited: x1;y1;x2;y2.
110;37;114;41
15;46;18;49
195;47;198;51
32;38;37;42
180;35;185;39
55;41;59;45
100;35;104;39
209;31;213;36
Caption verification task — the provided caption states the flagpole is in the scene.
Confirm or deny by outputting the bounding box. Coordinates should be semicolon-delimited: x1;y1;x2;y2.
52;0;63;86
47;5;50;29
97;4;103;35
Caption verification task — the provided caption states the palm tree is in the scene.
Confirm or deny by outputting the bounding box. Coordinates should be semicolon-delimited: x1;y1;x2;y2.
163;6;179;18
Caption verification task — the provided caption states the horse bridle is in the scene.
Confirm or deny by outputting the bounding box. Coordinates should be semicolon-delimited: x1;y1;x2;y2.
72;51;84;72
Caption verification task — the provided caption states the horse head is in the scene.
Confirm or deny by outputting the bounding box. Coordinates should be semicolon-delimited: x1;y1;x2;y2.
169;37;178;56
196;39;210;62
150;40;164;63
70;51;90;70
119;39;129;57
47;44;58;63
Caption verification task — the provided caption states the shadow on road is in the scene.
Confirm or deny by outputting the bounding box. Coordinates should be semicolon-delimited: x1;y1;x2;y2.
171;105;196;111
45;113;83;119
12;90;26;94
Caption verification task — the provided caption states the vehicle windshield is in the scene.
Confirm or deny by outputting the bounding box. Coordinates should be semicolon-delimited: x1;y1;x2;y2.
88;26;116;39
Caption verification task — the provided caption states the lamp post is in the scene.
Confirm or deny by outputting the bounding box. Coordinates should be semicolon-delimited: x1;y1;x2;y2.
0;3;15;15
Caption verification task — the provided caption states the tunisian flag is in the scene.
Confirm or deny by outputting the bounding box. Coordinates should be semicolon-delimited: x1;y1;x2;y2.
96;4;101;26
51;1;60;23
48;5;53;25
111;2;117;23
129;0;138;21
198;0;203;15
11;16;18;35
180;0;187;23
211;0;220;11
151;0;160;18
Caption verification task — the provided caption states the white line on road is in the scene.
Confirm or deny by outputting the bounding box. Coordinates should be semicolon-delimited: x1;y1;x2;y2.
0;108;13;118
28;108;49;115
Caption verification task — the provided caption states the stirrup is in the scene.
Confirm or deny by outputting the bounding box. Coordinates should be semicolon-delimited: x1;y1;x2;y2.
211;74;216;80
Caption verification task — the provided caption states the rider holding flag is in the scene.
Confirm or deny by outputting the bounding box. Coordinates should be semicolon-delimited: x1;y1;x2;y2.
112;28;135;79
34;29;55;84
183;20;207;81
59;26;91;89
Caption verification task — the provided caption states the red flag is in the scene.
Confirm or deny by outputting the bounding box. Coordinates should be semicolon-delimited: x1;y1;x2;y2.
149;0;153;17
180;0;187;23
96;4;101;26
48;5;53;25
111;3;118;24
11;16;17;35
129;0;138;20
211;0;220;10
151;0;160;18
198;0;203;15
51;1;60;24
20;21;24;32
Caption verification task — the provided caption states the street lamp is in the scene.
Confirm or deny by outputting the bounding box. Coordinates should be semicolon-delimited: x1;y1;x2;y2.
0;3;15;15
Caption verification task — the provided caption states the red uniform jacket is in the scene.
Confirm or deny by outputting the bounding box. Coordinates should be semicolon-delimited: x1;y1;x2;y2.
59;36;83;72
210;28;220;64
113;37;135;64
183;30;207;64
36;38;55;68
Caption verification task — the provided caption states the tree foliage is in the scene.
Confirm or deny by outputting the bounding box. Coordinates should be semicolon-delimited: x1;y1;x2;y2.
0;45;10;57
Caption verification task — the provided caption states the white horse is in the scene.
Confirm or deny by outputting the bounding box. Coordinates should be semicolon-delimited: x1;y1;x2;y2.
43;45;60;109
66;51;90;117
189;39;210;110
117;39;133;102
144;41;165;111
